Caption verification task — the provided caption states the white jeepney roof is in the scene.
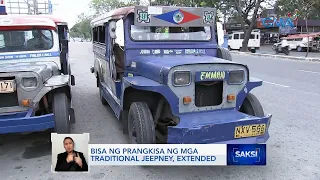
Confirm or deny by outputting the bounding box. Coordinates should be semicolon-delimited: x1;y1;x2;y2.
0;15;57;28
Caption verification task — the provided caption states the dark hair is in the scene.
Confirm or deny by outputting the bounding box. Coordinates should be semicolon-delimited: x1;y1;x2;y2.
63;137;74;143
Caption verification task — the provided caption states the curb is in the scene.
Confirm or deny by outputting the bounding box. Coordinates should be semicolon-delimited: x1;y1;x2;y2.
230;51;320;62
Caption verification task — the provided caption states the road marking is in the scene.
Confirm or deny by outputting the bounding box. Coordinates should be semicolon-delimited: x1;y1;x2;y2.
298;70;320;74
264;81;290;88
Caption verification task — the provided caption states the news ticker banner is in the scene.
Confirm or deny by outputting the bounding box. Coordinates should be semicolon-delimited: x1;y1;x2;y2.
89;144;266;166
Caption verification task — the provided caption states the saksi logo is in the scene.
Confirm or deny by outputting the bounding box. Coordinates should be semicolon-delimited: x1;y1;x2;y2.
234;150;259;158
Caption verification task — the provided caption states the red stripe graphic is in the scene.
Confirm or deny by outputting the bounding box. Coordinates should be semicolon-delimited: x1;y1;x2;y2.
178;10;201;24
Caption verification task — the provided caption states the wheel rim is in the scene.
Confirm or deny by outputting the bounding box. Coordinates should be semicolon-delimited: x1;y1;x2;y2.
129;117;138;144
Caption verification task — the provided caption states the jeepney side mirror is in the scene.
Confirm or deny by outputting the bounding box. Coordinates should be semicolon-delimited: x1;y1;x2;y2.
109;21;117;39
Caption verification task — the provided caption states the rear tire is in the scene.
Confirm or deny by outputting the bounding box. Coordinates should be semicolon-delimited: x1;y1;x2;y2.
53;93;70;134
297;46;303;52
128;102;156;144
239;93;265;117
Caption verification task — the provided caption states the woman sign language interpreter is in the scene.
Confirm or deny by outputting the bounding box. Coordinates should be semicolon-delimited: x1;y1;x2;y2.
55;137;88;172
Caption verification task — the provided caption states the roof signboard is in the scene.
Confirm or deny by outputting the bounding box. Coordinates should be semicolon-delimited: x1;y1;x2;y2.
134;6;216;27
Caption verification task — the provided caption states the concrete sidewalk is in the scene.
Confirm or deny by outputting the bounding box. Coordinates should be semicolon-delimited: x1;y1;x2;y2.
230;46;320;62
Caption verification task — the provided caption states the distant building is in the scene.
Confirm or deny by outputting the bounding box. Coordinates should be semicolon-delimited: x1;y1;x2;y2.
225;8;320;44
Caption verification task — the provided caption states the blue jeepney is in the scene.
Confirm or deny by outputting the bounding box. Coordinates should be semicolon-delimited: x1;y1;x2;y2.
90;6;272;144
0;15;75;134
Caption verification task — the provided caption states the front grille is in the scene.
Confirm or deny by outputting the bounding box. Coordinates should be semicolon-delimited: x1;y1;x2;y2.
195;81;223;107
0;76;18;108
0;91;19;108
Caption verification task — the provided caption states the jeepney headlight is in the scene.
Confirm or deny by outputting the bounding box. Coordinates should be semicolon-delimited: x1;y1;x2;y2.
173;71;191;86
228;70;244;84
22;77;38;87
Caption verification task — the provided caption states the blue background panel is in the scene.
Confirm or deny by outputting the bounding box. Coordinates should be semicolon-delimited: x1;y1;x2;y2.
227;144;267;165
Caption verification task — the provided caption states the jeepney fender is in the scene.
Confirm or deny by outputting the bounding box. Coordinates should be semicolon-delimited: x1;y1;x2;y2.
236;77;263;110
121;76;179;115
33;75;71;103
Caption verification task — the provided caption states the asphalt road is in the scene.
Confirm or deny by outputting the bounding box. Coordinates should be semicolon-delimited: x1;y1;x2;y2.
257;45;320;58
0;42;319;180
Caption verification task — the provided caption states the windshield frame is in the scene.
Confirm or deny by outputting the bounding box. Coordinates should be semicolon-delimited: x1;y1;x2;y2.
129;25;213;43
0;28;54;53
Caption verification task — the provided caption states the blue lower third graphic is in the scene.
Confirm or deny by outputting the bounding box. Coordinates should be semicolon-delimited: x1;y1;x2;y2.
227;144;266;165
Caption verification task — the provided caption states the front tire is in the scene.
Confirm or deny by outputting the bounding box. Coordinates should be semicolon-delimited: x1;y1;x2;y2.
53;93;70;134
128;102;156;144
284;48;290;55
239;93;265;117
217;47;232;61
297;46;303;52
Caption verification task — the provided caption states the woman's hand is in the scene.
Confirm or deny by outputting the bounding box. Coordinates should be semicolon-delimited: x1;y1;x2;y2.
66;153;74;163
74;153;83;168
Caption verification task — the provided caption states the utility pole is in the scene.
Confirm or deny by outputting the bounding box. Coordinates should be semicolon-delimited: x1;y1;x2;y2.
303;0;316;58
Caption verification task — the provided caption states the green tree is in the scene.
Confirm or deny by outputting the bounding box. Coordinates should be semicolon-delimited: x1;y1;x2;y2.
274;0;320;19
70;13;93;40
90;0;138;15
222;0;266;52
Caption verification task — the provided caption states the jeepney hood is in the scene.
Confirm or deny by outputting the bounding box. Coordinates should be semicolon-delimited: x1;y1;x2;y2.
0;61;58;82
130;55;243;83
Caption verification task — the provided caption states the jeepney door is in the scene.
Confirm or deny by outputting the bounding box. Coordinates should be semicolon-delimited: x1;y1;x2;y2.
106;19;124;100
104;21;120;100
58;25;69;75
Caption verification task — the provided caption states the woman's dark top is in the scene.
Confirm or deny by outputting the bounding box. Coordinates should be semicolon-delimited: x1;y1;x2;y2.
55;150;88;171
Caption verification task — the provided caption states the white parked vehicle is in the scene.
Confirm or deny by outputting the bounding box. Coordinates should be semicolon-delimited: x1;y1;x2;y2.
228;29;261;53
280;33;320;52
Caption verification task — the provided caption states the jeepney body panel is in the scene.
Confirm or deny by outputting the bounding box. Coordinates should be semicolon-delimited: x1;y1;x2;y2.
0;15;70;134
91;6;272;144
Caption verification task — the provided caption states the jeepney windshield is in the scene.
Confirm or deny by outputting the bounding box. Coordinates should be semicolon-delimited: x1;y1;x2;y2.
0;29;53;53
130;25;211;41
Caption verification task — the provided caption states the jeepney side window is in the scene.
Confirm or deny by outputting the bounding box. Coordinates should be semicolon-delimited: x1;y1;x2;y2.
233;34;239;39
98;26;105;44
240;33;245;39
115;19;124;47
250;34;255;39
92;27;98;42
112;19;125;79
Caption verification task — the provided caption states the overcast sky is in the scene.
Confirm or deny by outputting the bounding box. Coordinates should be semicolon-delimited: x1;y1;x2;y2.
51;0;93;27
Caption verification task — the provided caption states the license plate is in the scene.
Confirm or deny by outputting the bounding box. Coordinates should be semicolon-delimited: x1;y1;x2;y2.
234;124;266;138
0;80;15;93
